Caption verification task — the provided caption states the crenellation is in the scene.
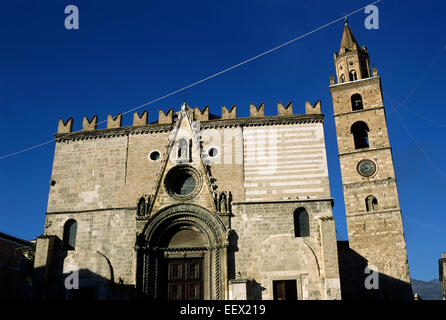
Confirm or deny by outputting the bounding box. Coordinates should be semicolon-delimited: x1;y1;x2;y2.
107;113;122;129
82;115;98;131
133;111;148;127
159;108;173;124
194;106;209;121
305;100;322;115
249;103;265;117
55;103;325;138
57;117;73;134
277;102;293;116
221;105;236;119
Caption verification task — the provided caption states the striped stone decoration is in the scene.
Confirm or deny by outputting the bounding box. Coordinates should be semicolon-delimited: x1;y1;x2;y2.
243;124;330;201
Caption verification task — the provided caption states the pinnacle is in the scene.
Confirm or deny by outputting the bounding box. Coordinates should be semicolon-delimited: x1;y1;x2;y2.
340;21;360;52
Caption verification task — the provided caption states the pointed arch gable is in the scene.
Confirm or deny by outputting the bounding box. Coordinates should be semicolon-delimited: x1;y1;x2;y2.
148;107;219;214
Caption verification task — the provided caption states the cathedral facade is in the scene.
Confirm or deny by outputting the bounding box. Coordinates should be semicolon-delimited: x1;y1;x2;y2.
33;23;412;300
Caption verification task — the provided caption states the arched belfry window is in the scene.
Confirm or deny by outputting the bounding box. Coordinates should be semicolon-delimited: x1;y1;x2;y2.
63;219;77;251
294;208;309;237
349;70;358;81
351;121;370;149
340;74;345;83
351;94;363;111
365;196;378;212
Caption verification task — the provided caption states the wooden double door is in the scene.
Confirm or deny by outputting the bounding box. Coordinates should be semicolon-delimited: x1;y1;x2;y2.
166;258;204;300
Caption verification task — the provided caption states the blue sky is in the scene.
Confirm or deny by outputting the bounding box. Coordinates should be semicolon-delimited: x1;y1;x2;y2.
0;0;445;281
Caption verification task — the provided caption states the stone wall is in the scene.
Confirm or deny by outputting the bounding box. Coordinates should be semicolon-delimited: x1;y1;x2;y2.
37;106;339;300
48;136;128;212
231;200;340;300
42;209;136;298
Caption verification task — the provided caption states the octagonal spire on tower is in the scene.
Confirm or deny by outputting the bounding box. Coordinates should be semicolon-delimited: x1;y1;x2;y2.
333;20;371;84
339;19;360;53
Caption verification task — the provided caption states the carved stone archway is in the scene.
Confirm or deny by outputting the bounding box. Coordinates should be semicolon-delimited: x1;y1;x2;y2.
136;204;228;300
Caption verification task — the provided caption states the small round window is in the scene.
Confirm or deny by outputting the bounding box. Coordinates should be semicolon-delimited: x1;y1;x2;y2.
208;147;219;158
150;151;160;161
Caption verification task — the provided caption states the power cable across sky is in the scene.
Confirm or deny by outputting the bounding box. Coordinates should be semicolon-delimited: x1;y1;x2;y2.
0;0;381;160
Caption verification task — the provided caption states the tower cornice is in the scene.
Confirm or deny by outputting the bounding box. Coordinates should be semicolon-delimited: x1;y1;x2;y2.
333;105;384;118
329;76;380;90
338;146;391;157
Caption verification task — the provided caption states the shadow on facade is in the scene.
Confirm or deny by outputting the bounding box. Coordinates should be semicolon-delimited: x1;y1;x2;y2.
34;266;134;300
227;229;239;281
33;236;134;300
33;236;413;300
227;230;266;300
337;241;413;300
248;279;266;300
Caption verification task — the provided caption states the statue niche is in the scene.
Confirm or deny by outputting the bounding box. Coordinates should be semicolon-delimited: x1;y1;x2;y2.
177;138;191;163
136;195;153;218
215;191;231;214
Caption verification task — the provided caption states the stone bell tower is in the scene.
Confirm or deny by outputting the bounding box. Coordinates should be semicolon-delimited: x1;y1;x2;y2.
329;20;412;299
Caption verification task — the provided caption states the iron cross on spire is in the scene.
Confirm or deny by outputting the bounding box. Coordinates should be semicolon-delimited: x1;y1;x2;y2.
182;91;189;105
